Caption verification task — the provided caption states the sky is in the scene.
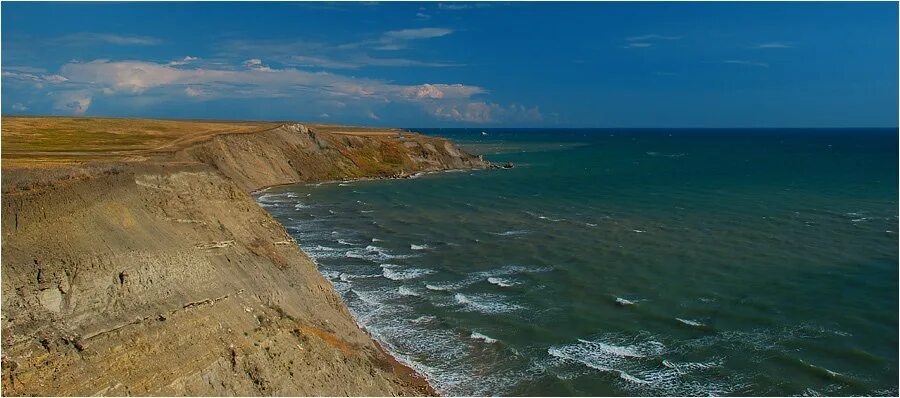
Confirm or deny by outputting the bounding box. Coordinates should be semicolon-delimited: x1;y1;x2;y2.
2;2;897;127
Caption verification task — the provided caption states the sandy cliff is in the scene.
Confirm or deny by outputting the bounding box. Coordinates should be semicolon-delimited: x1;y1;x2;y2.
0;119;487;396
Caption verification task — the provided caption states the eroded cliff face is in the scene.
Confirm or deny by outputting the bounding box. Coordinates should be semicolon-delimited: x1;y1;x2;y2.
176;124;487;192
0;124;487;396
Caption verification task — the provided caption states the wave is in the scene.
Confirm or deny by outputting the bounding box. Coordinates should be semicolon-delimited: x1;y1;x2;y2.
487;277;515;287
425;283;455;291
547;332;738;396
337;239;354;246
383;267;434;281
489;230;531;237
426;265;551;292
410;244;430;250
675;318;706;327
525;211;564;222
398;286;420;296
454;293;523;314
615;297;636;306
470;331;498;344
345;245;417;262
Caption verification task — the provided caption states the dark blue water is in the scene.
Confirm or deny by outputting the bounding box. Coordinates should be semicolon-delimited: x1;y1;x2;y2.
258;128;898;396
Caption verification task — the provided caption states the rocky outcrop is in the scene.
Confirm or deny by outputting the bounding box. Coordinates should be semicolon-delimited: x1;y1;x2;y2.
1;123;487;396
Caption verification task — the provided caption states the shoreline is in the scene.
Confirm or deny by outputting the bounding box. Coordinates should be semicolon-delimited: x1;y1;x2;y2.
1;117;489;395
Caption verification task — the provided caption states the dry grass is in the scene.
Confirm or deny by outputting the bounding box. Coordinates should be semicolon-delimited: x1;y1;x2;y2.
2;117;276;168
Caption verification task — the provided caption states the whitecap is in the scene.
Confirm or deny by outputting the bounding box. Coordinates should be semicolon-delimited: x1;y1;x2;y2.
489;230;530;236
383;267;434;281
487;277;515;287
676;318;706;327
470;331;498;344
454;293;523;313
410;243;430;250
632;229;647;233
615;297;636;306
398;286;420;296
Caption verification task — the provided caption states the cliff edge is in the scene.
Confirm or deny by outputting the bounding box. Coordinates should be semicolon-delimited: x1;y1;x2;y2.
0;117;488;396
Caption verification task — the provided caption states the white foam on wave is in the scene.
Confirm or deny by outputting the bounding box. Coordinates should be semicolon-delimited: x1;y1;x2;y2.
294;202;311;210
676;318;706;327
489;230;531;237
470;331;498;344
632;229;647;233
454;292;523;313
410;244;430;250
345;245;417;262
546;332;736;396
397;286;420;296
427;265;552;292
487;277;515;287
383;267;434;281
616;297;636;306
337;239;354;246
303;245;345;259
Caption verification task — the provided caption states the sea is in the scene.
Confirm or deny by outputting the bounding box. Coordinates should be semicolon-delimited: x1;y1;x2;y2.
256;128;898;396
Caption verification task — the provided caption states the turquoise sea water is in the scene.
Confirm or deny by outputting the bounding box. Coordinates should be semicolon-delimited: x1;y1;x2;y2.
257;129;898;396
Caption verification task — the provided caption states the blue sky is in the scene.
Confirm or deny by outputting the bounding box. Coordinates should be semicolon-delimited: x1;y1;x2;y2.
2;2;897;127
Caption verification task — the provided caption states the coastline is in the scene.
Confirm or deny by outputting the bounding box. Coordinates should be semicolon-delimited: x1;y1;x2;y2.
1;117;488;395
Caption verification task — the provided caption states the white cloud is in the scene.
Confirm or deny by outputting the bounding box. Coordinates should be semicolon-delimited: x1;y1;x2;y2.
57;32;161;46
11;103;28;112
168;56;199;66
53;90;92;114
366;110;380;120
427;102;542;123
341;27;454;51
45;59;504;120
184;87;203;97
624;42;653;48
723;60;770;68
319;113;330;118
401;83;486;100
2;70;68;88
243;58;273;71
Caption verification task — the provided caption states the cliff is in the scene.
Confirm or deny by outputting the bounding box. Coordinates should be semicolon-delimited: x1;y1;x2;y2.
0;118;488;396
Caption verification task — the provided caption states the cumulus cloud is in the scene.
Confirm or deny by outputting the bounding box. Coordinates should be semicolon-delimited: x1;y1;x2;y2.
427;102;542;123
168;56;199;66
53;90;92;114
34;59;509;119
11;103;28;111
243;58;273;71
184;87;203;97
400;83;486;99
